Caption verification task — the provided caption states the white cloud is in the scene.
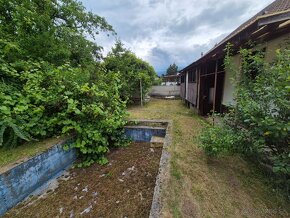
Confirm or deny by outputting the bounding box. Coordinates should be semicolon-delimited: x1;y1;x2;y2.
81;0;274;74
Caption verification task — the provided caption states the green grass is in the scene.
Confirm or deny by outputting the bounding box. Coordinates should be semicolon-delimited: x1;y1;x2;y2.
128;99;290;218
0;136;66;171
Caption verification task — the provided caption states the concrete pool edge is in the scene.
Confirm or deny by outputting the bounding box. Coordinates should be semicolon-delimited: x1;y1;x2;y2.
0;120;171;217
0;139;76;216
128;119;172;218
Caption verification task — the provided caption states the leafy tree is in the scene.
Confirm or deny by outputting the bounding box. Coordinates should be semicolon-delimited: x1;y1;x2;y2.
0;0;131;166
166;63;178;75
0;0;114;68
104;40;157;103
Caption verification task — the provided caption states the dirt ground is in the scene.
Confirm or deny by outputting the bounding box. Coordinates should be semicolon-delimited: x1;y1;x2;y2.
4;142;162;218
128;99;290;218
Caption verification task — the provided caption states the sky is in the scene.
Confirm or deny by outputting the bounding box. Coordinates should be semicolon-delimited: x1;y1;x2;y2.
81;0;274;75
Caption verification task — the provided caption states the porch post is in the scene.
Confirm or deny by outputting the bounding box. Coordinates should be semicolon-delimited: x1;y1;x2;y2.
213;60;218;112
197;67;201;110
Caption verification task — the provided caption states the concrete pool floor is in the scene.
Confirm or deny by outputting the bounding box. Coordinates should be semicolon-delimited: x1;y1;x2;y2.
4;142;163;218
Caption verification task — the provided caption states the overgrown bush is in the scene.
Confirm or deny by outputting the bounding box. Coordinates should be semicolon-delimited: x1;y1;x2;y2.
199;44;290;195
0;0;154;166
0;60;128;165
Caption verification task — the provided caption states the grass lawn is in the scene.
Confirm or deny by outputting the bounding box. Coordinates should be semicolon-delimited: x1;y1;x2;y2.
128;98;289;218
0;136;66;172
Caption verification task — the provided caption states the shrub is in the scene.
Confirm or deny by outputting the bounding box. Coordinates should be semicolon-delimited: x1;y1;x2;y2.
199;44;290;195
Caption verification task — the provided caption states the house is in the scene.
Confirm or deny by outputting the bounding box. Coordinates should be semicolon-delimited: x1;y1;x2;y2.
161;74;180;86
180;0;290;115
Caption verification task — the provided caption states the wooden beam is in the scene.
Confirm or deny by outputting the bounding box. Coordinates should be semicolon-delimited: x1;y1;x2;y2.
258;11;290;26
197;67;201;111
213;60;218;113
279;19;290;29
195;68;199;107
200;71;224;77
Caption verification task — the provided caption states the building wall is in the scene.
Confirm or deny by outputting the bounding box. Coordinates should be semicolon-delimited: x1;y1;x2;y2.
222;33;289;107
264;34;290;62
161;81;178;86
222;54;240;106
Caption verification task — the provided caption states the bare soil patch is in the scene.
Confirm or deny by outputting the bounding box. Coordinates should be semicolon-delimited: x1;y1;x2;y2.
4;142;162;218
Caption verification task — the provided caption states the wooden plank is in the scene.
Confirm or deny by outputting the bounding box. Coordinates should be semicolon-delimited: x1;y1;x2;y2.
213;60;218;112
197;67;201;110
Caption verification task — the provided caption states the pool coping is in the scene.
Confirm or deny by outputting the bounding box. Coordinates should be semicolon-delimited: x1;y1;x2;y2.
128;119;172;218
1;120;172;217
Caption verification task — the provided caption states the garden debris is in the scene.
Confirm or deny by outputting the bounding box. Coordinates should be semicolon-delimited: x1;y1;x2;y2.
80;205;92;215
82;185;88;192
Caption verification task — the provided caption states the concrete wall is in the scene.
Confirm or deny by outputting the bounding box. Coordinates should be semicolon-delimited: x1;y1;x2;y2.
124;126;166;142
149;85;180;97
0;141;76;215
0;125;168;216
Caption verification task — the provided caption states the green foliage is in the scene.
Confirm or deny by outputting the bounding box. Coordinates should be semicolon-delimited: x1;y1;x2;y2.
153;77;162;86
199;124;247;156
0;0;132;166
0;0;114;67
166;63;178;75
199;44;290;194
104;40;157;104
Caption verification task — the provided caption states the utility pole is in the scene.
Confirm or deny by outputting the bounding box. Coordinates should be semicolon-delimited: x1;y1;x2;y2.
140;79;143;107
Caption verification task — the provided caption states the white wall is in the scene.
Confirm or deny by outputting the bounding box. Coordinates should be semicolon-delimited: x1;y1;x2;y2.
222;34;289;107
222;54;240;106
149;85;180;96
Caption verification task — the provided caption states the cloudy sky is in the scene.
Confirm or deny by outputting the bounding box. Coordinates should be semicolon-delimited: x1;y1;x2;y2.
81;0;274;75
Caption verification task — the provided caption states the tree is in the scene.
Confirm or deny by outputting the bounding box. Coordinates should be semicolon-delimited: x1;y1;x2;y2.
166;63;178;75
0;0;115;68
0;0;128;166
104;40;157;103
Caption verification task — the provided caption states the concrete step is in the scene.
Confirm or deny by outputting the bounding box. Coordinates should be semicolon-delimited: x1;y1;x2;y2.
150;136;165;148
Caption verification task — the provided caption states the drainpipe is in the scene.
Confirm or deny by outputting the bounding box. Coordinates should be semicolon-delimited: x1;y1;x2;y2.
213;60;218;125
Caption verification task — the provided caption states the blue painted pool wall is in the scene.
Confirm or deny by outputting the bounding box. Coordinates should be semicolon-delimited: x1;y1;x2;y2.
0;126;166;216
0;142;76;215
124;127;166;142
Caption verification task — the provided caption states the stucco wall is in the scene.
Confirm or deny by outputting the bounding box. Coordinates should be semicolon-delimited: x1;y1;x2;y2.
222;54;240;106
222;33;289;106
264;34;290;62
